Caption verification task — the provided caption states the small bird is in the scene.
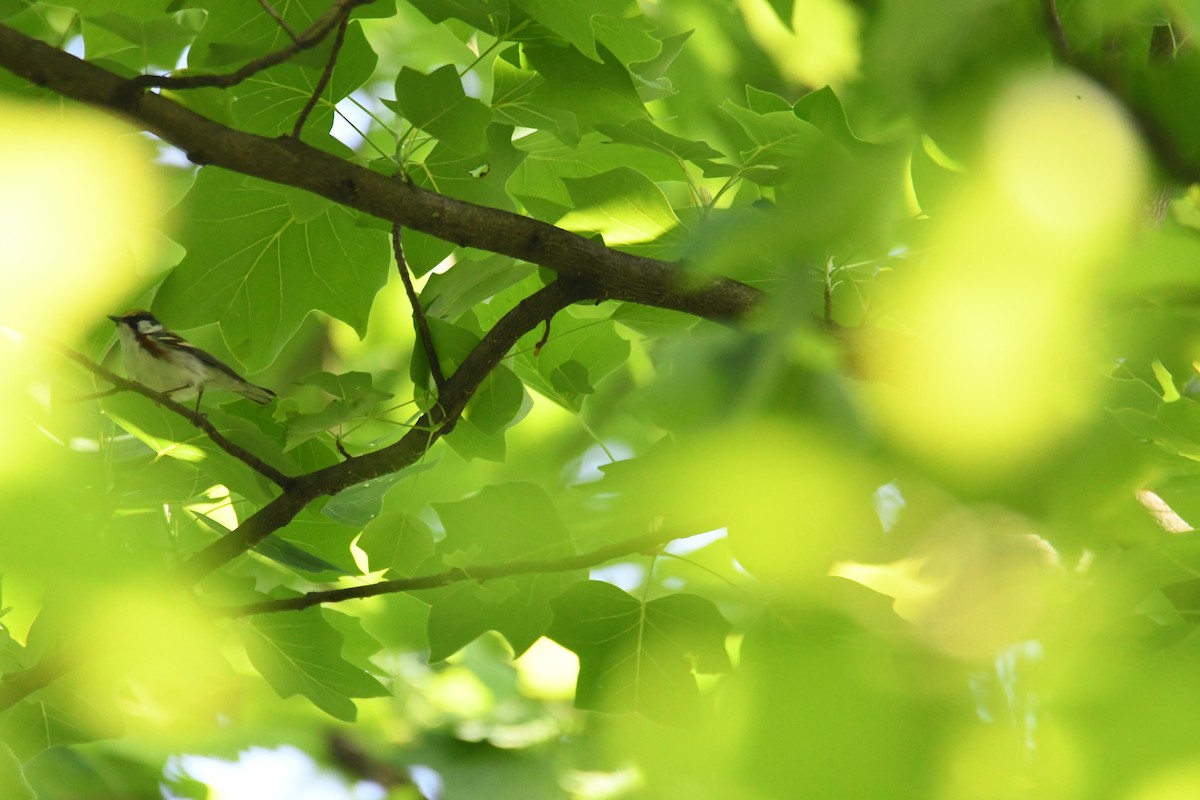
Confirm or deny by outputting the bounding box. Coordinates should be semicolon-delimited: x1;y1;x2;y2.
108;310;275;410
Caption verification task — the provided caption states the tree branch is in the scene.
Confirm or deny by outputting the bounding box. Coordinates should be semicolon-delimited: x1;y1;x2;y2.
0;23;762;323
46;341;294;489
1040;0;1070;61
176;279;591;582
128;0;370;92
291;10;351;137
1038;0;1200;187
393;224;446;391
0;652;75;713
219;529;676;616
258;0;301;43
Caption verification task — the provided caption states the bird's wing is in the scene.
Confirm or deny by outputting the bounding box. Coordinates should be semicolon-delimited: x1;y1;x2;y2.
154;331;253;384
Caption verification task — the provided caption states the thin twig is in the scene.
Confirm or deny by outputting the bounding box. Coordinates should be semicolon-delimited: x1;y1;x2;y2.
1040;0;1070;61
291;11;351;137
534;317;551;356
258;0;300;42
128;0;370;92
46;341;294;489
393;223;446;390
219;529;675;616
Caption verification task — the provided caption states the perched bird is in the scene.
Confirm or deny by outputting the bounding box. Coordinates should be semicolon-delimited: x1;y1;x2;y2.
108;310;275;410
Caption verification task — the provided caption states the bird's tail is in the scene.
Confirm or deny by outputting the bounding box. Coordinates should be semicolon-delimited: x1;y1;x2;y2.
237;382;276;404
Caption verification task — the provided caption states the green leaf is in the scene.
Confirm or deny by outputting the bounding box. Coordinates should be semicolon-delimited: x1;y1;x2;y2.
406;0;517;33
547;581;731;724
410;315;484;398
594;118;725;164
745;84;793;114
465;363;527;434
793;85;861;150
764;0;795;26
522;43;648;134
422;256;538;320
81;10;197;73
183;0;329;69
358;512;437;576
154;169;390;371
284;371;394;449
0;744;35;800
255;538;345;575
721;92;825;184
231;21;377;138
424;482;581;657
412;123;526;217
549;359;593;395
322;468;431;527
511;0;605;60
0;695;121;762
491;52;580;144
392;65;494;156
509;131;682;218
434;481;575;568
514;310;630;410
242;609;389;722
444;415;508;462
611;303;699;337
558;166;681;245
191;510;347;575
591;12;660;65
100;393;279;503
426;572;579;659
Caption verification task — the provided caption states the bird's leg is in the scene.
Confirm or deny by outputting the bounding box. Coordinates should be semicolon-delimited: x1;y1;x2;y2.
159;385;191;407
194;387;204;414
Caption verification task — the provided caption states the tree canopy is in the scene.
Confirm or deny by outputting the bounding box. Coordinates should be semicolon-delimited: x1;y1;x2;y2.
4;0;1200;798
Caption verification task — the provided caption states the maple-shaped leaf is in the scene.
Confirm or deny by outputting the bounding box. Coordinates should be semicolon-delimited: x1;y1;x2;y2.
547;580;731;724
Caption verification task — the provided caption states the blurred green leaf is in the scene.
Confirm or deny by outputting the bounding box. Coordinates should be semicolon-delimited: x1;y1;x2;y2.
425;482;581;657
0;744;35;800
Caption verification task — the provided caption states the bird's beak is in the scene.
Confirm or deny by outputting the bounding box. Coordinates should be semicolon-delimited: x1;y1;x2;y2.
107;314;122;323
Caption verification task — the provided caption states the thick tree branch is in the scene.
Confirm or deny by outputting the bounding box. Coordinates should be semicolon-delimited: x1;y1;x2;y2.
0;23;762;323
219;529;676;616
176;280;591;582
47;341;294;489
128;0;369;92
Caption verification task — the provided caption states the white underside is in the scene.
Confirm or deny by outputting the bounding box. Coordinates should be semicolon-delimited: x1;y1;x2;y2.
117;326;265;402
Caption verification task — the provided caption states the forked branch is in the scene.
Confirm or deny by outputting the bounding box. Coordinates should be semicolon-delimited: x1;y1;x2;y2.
128;0;372;92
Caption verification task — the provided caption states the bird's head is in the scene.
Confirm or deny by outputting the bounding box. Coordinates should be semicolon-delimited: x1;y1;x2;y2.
108;310;164;335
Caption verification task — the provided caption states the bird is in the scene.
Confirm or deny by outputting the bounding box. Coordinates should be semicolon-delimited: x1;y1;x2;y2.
108;310;275;411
